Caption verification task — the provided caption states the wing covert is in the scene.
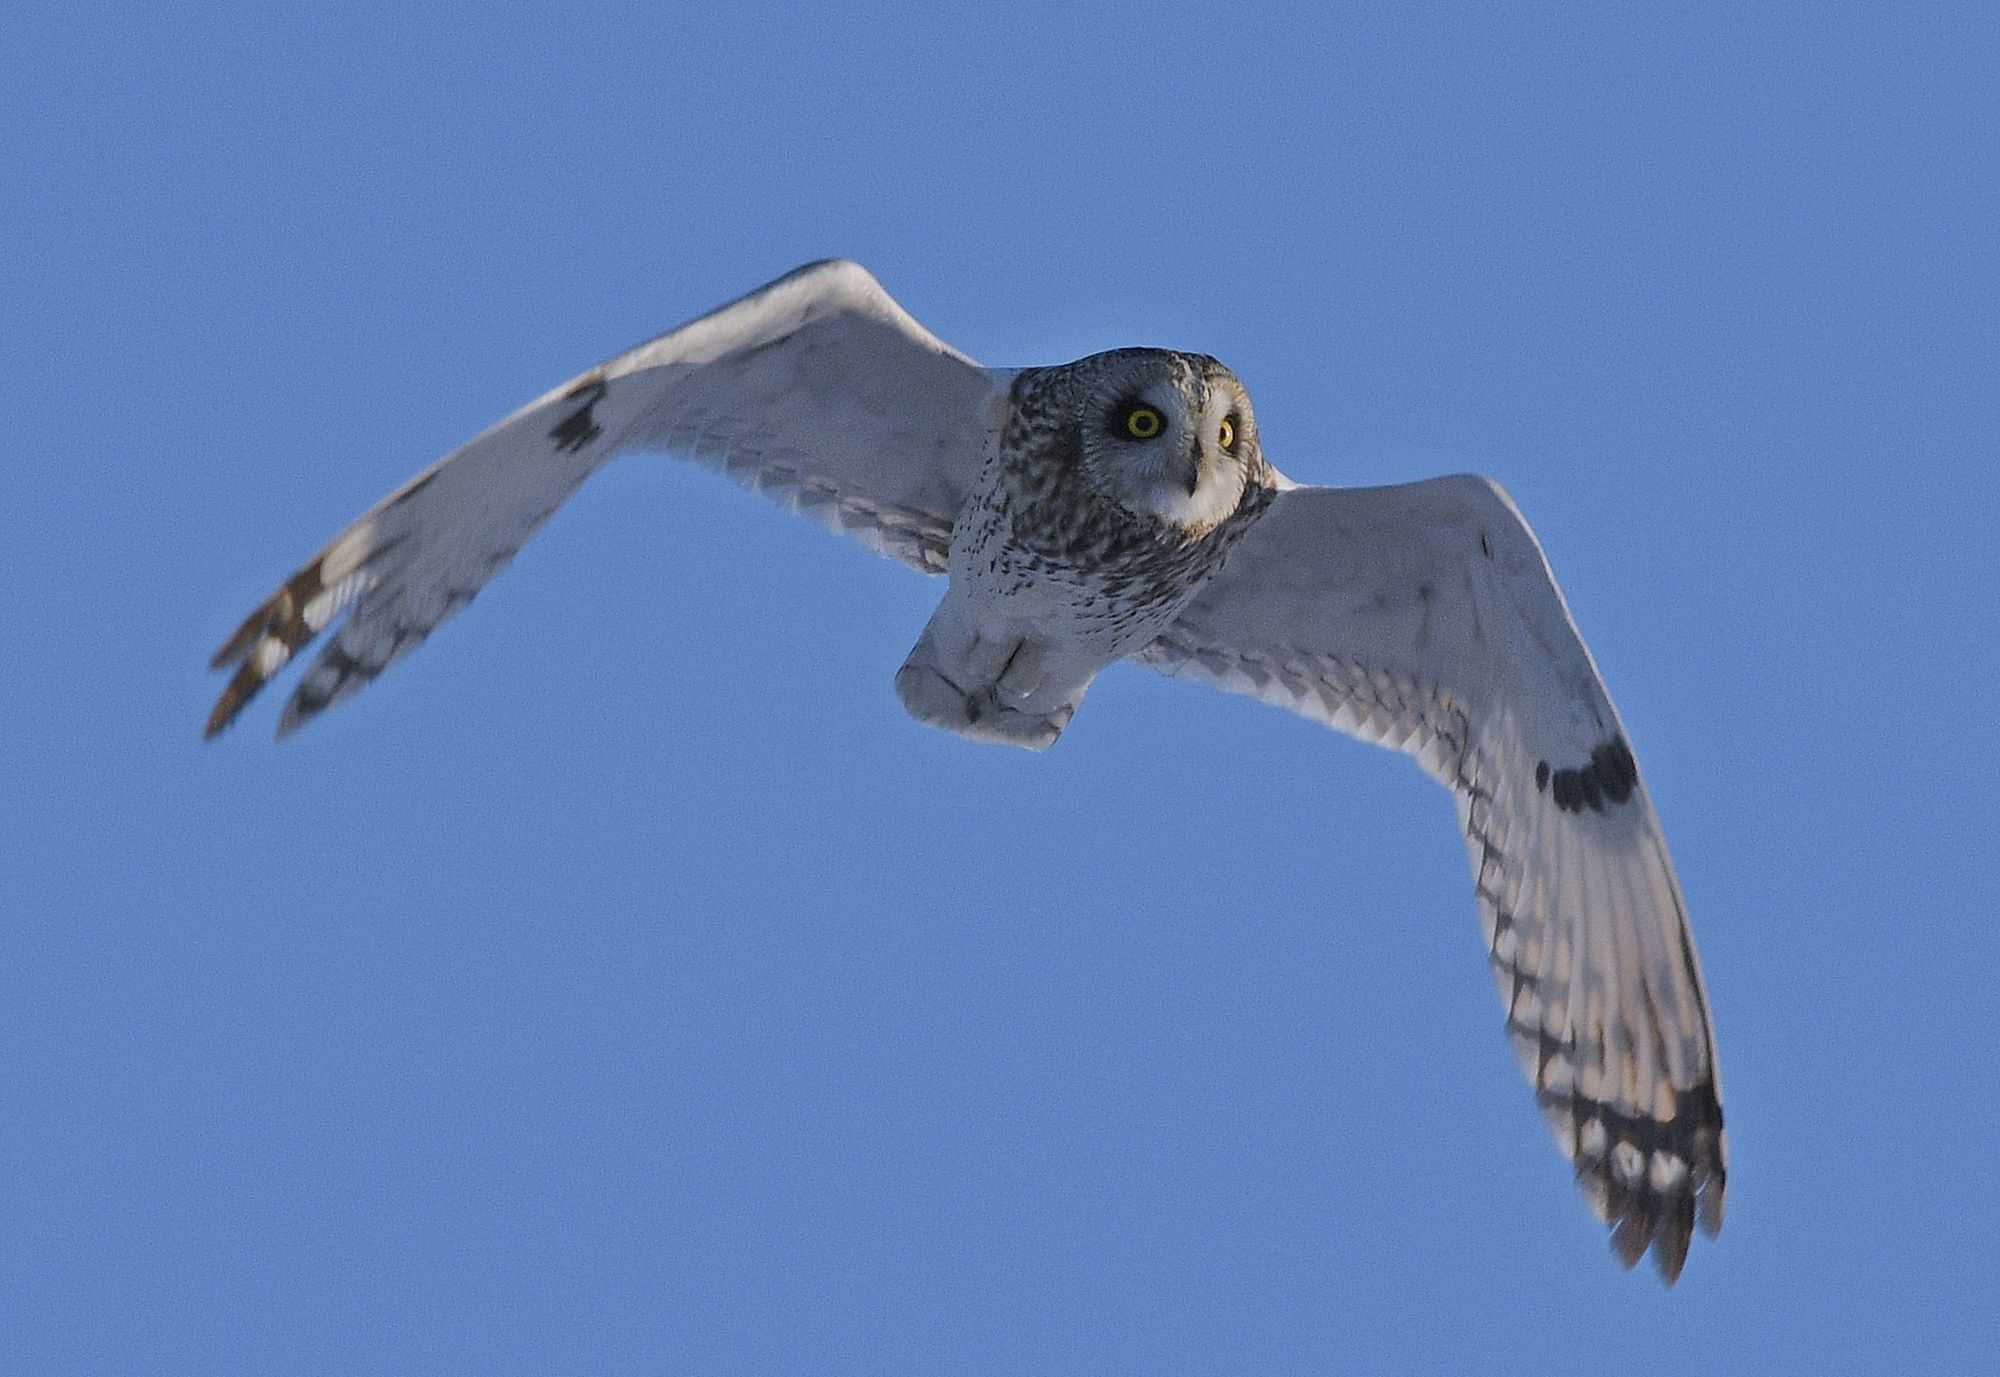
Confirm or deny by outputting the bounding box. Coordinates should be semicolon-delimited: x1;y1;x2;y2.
1137;475;1726;1282
206;260;1004;737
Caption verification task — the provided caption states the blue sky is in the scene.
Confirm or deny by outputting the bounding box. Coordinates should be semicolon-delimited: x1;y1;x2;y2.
4;3;1996;1372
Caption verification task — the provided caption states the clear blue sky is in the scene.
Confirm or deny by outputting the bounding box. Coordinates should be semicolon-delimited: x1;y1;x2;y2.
4;4;1996;1373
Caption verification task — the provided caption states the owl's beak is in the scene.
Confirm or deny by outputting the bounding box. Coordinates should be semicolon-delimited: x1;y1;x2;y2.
1178;444;1204;497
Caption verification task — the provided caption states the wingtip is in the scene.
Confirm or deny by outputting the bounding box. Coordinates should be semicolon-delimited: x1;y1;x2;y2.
1603;1210;1691;1286
203;659;263;740
1608;1213;1653;1271
205;557;334;738
1651;1196;1697;1285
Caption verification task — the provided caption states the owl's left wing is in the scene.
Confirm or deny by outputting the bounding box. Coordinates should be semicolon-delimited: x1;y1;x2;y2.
1135;475;1725;1283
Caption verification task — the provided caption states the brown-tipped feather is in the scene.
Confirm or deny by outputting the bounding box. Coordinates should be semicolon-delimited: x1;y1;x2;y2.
204;657;270;738
1609;1211;1655;1270
204;558;328;734
1651;1195;1697;1285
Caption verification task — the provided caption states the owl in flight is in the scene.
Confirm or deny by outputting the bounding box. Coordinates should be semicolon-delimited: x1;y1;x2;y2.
206;260;1726;1282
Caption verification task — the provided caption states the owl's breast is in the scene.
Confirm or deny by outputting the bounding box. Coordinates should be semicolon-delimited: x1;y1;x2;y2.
948;479;1251;658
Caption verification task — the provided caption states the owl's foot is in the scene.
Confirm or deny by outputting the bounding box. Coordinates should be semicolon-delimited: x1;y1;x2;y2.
893;660;1072;751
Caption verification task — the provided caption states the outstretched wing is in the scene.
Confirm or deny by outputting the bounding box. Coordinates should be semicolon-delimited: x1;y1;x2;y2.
1137;475;1725;1283
206;260;1004;738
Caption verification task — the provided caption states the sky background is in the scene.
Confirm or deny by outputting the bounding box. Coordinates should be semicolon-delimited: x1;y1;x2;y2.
4;3;1997;1373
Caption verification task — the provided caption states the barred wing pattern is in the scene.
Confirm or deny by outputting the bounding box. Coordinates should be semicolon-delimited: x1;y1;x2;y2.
207;260;1000;738
1138;475;1725;1282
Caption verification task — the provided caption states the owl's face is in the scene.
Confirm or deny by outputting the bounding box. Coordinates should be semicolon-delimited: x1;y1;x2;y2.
1067;349;1264;534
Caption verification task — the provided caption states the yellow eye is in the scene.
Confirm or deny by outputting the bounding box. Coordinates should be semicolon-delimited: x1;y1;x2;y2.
1218;415;1237;452
1123;405;1164;440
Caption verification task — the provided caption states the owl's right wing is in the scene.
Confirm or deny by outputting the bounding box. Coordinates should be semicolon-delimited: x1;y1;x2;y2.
1137;475;1725;1283
206;260;1007;738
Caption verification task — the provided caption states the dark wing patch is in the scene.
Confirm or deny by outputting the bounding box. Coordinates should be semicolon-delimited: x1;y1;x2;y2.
548;377;608;453
1537;735;1639;814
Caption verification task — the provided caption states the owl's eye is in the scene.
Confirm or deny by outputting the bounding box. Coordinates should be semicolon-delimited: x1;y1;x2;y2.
1122;405;1165;440
1218;414;1239;453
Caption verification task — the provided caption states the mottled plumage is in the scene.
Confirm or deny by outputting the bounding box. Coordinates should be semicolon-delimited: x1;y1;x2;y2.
896;351;1276;748
205;260;1725;1283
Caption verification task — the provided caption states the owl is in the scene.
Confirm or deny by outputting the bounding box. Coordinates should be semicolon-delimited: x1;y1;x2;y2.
206;260;1726;1282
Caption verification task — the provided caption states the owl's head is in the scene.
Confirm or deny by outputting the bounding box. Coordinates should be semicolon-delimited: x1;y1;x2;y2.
1057;349;1267;534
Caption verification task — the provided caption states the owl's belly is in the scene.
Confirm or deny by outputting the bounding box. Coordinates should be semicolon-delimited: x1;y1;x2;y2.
890;531;1208;751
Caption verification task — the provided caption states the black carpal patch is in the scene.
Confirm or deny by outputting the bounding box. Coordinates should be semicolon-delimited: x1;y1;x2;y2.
549;378;608;453
1542;735;1638;814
